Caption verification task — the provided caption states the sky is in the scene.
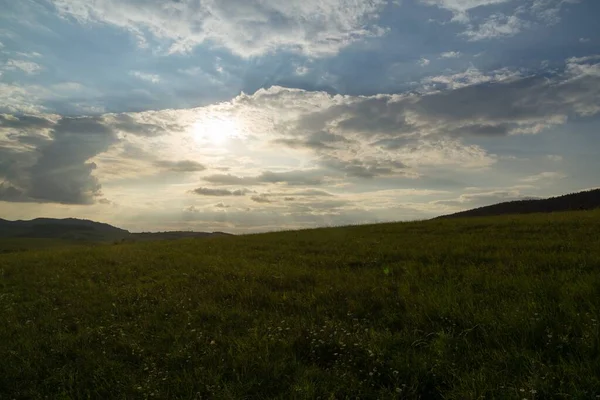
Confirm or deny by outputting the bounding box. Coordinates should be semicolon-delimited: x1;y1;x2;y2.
0;0;599;233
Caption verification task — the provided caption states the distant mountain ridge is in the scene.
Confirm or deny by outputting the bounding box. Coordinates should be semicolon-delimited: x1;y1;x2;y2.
438;189;600;219
0;218;231;241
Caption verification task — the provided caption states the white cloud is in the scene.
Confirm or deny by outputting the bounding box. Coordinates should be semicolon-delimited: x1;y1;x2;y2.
418;57;431;67
420;0;509;13
296;66;310;76
130;71;160;84
421;66;521;90
462;14;529;40
51;0;388;57
520;171;566;182
440;51;461;58
436;188;537;208
3;59;43;74
422;0;581;40
0;83;48;114
579;37;590;43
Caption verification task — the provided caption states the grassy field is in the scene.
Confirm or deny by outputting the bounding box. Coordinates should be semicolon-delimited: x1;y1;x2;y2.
1;211;600;399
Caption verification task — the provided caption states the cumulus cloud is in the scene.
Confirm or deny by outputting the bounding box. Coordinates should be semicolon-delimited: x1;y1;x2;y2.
1;55;598;211
0;115;117;204
51;0;388;57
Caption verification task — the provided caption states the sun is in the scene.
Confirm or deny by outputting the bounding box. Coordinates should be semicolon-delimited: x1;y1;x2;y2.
192;117;240;145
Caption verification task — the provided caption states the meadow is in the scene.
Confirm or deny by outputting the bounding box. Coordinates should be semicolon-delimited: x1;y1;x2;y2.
1;211;600;399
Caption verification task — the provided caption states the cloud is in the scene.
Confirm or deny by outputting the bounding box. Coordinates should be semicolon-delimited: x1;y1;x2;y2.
130;71;160;84
462;14;529;40
520;171;566;183
322;157;409;178
440;51;461;58
107;114;171;137
3;59;43;75
0;115;118;204
257;170;324;186
192;187;251;196
2;55;598;209
202;169;326;186
184;205;199;213
421;66;521;90
203;174;258;185
436;189;538;208
251;194;273;203
418;57;431;67
422;0;581;39
0;83;48;114
155;160;206;172
420;0;509;13
52;0;388;57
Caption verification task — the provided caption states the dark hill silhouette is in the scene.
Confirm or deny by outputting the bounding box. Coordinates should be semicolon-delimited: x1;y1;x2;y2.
0;218;231;241
438;189;600;219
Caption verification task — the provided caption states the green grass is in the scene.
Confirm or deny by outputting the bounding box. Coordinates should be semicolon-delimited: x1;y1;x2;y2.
1;211;600;399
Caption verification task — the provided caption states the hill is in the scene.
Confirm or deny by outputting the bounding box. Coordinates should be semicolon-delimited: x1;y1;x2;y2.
0;217;130;241
438;188;600;219
1;210;599;399
0;218;230;243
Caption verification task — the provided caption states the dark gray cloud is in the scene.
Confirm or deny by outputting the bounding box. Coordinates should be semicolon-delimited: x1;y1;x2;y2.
250;194;273;203
28;117;117;204
192;187;251;196
203;169;326;186
273;58;600;149
322;157;407;178
0;114;54;130
0;115;118;204
110;114;170;137
257;170;324;186
272;131;350;151
155;160;206;172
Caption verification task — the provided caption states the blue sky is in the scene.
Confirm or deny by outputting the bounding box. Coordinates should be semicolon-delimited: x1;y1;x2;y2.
0;0;599;232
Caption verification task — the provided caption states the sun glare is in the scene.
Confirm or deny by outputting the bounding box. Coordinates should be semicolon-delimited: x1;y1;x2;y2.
192;117;240;145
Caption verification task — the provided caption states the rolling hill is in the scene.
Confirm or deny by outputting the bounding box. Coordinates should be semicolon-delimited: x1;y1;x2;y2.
1;210;599;399
0;217;230;242
438;188;600;219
